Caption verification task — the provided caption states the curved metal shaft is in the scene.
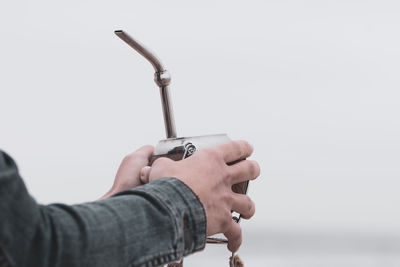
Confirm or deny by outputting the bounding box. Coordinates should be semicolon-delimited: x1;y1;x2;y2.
115;30;177;139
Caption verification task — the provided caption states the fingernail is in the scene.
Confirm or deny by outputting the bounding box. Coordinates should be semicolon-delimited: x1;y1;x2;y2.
140;166;151;183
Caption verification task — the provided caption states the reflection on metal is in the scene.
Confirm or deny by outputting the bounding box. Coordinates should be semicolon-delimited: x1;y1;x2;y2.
115;30;177;139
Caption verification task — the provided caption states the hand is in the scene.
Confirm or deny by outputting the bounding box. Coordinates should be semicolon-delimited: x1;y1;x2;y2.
140;140;260;252
99;145;154;200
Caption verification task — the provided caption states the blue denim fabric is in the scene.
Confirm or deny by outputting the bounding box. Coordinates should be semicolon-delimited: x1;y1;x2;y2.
0;150;206;267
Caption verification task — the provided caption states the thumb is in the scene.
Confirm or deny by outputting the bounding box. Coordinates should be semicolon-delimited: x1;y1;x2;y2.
140;166;151;184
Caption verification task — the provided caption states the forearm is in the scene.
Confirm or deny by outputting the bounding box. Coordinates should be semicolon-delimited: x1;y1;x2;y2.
0;151;206;267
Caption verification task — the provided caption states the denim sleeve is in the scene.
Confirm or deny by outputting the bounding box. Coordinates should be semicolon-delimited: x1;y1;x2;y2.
0;150;206;267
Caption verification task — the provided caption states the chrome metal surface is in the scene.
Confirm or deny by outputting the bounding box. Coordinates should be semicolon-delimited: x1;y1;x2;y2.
153;134;230;156
114;30;164;73
115;30;177;138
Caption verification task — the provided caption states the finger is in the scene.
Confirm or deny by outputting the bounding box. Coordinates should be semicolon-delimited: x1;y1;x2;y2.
122;145;154;167
228;160;260;184
135;145;155;162
140;166;151;184
147;157;175;182
217;140;253;163
223;220;242;252
231;193;255;219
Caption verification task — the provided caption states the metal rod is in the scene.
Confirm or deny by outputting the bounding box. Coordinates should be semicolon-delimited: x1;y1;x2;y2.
115;30;177;139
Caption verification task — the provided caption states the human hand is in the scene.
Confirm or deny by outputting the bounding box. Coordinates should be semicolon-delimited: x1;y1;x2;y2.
99;145;154;200
140;140;260;252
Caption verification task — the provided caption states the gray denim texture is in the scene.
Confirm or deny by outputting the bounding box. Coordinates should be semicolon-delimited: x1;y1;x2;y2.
0;150;206;267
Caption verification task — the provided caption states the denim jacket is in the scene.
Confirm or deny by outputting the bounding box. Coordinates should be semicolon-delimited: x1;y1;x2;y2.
0;150;206;267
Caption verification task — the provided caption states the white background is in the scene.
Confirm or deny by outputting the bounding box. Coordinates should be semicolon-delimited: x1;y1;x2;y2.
1;1;399;266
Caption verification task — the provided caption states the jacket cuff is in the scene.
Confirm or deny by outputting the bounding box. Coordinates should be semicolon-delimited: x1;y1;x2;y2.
134;178;207;257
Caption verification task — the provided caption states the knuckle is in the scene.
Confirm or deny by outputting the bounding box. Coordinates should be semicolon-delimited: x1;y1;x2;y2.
224;169;233;183
199;148;212;158
243;194;251;204
202;148;223;163
232;141;243;156
211;148;223;159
